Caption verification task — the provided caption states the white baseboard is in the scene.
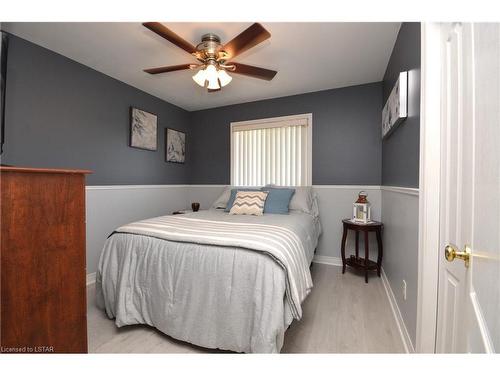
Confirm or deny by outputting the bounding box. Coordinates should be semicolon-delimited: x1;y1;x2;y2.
312;255;343;266
86;272;96;286
380;268;415;353
313;256;414;353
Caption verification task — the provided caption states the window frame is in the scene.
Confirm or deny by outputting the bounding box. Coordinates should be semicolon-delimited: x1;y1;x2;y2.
229;113;313;186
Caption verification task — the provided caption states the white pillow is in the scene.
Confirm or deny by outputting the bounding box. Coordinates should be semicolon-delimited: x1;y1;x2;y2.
310;191;320;218
211;187;232;209
266;185;314;214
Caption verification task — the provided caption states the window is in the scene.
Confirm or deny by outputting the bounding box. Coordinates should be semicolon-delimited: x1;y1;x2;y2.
230;113;312;186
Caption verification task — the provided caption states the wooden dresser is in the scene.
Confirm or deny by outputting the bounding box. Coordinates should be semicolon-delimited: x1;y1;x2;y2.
0;166;91;353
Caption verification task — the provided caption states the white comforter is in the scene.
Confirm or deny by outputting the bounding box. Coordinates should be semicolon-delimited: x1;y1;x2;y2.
96;209;321;353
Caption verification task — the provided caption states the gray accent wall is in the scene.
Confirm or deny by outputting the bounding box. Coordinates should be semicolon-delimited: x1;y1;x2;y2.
382;22;421;188
3;35;386;187
189;82;383;185
1;35;191;185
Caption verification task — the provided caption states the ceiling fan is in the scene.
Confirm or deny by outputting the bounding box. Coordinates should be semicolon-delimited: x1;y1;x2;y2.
142;22;277;92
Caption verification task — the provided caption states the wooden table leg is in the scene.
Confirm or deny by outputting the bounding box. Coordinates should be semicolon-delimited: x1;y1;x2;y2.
376;228;383;277
355;230;359;259
341;224;348;274
364;231;369;283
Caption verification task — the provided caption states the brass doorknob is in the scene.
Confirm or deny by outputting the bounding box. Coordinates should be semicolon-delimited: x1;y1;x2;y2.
445;244;471;268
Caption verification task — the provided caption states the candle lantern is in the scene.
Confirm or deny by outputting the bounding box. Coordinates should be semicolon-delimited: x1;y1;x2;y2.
352;191;371;224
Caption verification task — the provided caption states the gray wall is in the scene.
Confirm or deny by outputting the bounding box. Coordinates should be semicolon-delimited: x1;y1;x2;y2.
1;35;191;185
3;35;387;187
189;82;383;185
382;23;421;188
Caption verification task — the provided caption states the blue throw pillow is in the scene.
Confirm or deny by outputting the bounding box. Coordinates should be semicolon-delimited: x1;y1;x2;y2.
224;188;261;212
261;187;295;214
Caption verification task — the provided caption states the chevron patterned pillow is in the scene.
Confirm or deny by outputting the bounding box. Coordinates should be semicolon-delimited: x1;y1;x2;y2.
229;191;269;216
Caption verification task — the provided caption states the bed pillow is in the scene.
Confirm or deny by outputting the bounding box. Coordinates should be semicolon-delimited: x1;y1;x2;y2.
261;187;295;214
229;191;269;216
290;187;314;214
211;187;232;209
265;185;314;214
311;191;320;218
224;188;261;212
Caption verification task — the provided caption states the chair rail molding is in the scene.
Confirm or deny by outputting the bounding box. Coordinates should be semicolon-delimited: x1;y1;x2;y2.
381;186;419;196
85;184;228;190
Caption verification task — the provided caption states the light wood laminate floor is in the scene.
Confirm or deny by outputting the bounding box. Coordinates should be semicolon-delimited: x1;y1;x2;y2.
87;263;405;353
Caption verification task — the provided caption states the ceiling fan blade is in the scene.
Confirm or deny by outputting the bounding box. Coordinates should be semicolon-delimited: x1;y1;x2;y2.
207;88;221;93
143;22;196;55
143;64;192;74
222;23;271;59
230;63;277;81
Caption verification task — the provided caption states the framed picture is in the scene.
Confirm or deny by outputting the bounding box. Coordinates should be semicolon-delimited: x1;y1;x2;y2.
165;128;186;163
130;107;157;151
382;71;408;139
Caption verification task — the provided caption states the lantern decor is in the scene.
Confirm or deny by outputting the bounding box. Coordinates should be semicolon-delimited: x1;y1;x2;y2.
352;191;371;224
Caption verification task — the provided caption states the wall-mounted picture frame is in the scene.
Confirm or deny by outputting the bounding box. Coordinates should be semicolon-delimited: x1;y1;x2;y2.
130;107;157;151
382;71;408;139
165;128;186;163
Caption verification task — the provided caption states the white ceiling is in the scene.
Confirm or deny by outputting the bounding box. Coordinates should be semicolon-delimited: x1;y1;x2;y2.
3;22;400;111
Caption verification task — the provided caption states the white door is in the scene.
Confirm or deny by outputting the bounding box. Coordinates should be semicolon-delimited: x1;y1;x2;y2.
436;22;499;353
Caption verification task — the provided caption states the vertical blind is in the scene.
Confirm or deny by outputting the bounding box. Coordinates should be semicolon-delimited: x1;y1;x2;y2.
231;115;311;186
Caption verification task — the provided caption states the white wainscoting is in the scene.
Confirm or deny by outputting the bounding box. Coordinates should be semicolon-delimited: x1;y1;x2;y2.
381;268;415;353
85;184;382;274
187;185;226;210
381;187;420;351
313;186;382;259
86;185;189;275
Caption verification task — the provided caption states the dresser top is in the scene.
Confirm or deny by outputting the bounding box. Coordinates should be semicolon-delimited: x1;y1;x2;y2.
0;166;92;174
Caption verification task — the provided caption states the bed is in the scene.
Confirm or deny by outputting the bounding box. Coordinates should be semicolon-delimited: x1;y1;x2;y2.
96;192;321;353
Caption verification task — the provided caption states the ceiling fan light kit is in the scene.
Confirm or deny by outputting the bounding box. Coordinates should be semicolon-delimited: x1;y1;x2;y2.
142;22;277;92
205;64;220;90
217;69;232;87
191;60;233;90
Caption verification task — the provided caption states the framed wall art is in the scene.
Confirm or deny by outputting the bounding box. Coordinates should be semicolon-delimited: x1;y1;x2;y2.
130;107;158;151
382;71;408;139
165;128;186;163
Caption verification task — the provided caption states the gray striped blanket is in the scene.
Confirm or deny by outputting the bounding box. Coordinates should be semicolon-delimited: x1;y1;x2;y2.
112;215;313;319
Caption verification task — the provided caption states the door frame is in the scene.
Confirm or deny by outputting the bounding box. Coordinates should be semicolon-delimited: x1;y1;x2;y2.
416;22;443;353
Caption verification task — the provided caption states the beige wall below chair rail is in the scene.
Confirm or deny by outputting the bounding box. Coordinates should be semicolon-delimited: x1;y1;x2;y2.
85;184;387;274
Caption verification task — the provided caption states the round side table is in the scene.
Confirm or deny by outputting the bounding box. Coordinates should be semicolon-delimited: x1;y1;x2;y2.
341;219;383;283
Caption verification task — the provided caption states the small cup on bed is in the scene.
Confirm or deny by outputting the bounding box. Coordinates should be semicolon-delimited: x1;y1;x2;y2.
191;202;200;212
